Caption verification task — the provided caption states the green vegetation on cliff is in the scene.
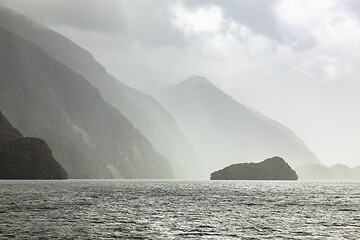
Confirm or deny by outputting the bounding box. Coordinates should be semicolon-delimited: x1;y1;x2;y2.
210;156;298;180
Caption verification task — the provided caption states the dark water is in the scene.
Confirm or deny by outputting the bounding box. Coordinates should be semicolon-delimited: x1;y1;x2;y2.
0;180;359;239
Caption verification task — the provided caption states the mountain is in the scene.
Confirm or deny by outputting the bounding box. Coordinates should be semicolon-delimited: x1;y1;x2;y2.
330;164;358;180
295;164;336;180
160;76;320;174
0;6;200;178
0;27;172;179
353;166;360;175
210;156;298;180
296;164;360;180
0;110;22;145
0;111;67;179
0;138;68;179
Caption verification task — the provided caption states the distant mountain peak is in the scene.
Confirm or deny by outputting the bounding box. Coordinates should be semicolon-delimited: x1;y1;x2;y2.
177;75;214;88
162;75;320;171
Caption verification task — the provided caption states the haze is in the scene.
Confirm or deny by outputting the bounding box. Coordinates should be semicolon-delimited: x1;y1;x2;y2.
2;0;359;167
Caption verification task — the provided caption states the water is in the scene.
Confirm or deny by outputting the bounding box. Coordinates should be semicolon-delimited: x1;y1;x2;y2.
0;180;359;239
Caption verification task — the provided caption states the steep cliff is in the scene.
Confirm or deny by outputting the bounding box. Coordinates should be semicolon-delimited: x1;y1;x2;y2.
0;111;67;179
0;27;172;179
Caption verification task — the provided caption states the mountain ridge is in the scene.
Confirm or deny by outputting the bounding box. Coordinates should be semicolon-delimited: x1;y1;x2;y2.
160;76;320;174
0;5;200;178
0;26;172;179
0;110;68;179
296;163;360;180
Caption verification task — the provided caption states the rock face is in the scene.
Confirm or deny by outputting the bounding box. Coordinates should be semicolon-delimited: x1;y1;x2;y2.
160;76;319;175
0;111;68;179
210;157;298;180
0;27;172;179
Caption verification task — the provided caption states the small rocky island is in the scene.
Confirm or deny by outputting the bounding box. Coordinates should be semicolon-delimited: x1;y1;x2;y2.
210;156;298;180
0;111;68;179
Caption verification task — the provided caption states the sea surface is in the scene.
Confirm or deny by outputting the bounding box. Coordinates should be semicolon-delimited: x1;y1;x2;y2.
0;180;359;239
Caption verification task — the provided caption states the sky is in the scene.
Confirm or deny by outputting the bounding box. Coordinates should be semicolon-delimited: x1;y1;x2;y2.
1;0;360;167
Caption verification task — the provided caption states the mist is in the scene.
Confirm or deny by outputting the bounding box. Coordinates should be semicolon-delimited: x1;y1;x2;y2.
1;0;359;168
1;2;360;239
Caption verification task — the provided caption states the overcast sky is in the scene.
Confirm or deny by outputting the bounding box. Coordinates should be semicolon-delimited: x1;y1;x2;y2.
1;0;360;167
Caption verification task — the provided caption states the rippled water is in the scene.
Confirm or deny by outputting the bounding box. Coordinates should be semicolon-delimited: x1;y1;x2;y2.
0;180;359;239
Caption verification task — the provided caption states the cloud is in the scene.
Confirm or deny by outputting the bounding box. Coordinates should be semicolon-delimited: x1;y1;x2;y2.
276;0;360;49
295;55;352;81
0;0;125;32
0;0;187;47
1;0;360;166
180;0;281;43
171;3;224;34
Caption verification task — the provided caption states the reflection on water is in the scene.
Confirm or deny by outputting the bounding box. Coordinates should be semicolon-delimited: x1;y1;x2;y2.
0;180;359;239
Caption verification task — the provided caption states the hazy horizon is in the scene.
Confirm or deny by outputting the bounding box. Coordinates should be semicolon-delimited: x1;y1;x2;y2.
2;0;359;167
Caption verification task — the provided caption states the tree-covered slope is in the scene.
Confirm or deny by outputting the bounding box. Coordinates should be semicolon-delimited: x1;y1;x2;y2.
210;156;298;180
0;27;172;179
0;111;67;179
0;110;22;145
0;137;68;179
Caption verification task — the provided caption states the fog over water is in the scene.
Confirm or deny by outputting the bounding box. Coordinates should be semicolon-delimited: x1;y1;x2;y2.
1;0;360;167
